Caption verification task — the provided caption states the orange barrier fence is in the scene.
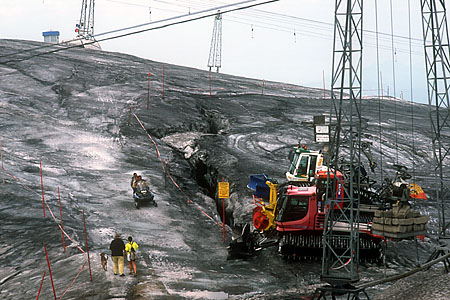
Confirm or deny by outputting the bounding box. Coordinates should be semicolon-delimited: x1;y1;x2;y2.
1;153;89;298
44;244;57;300
35;271;46;300
58;262;87;300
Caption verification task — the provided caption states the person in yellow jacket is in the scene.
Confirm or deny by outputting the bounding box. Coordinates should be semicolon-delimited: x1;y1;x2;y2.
125;236;139;276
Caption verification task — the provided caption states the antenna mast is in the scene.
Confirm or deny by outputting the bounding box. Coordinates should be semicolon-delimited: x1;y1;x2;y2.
208;12;223;73
76;0;96;40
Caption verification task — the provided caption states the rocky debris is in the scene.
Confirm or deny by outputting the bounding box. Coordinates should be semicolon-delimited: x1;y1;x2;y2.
372;268;450;300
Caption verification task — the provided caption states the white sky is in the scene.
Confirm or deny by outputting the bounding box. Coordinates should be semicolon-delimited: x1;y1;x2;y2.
0;0;433;103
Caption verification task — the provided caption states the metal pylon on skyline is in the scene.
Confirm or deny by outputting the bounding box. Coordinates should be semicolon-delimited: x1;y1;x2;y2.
320;0;363;290
208;12;223;73
76;0;96;40
420;0;450;238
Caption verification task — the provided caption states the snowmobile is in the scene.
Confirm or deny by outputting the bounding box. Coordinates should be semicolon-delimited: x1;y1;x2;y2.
133;180;157;209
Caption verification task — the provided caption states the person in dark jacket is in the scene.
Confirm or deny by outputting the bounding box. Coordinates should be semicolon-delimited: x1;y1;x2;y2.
109;233;125;276
131;173;138;192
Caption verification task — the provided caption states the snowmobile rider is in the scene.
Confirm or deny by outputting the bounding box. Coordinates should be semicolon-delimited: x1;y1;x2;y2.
109;233;126;276
132;175;142;190
125;236;139;276
131;173;138;187
131;173;138;192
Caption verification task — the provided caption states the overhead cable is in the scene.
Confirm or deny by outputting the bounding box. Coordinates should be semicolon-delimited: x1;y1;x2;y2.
0;0;279;64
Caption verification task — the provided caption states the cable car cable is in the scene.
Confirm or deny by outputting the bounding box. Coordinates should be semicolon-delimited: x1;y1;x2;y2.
389;0;399;165
375;0;383;182
0;0;279;64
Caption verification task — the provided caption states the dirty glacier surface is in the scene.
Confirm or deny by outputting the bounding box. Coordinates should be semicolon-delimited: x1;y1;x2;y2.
0;39;446;299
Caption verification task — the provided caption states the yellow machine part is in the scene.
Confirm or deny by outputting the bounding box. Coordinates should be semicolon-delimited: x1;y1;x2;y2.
255;181;278;231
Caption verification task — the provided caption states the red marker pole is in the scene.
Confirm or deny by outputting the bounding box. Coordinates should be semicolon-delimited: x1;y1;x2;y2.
163;65;165;99
147;72;151;110
323;70;326;99
44;244;57;300
222;178;225;243
262;79;265;95
1;137;4;184
223;197;226;242
209;69;212;99
164;159;168;188
35;271;46;300
58;187;66;253
83;210;93;281
40;160;45;217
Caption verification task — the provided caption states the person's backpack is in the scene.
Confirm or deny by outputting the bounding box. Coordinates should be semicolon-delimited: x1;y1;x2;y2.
129;243;137;260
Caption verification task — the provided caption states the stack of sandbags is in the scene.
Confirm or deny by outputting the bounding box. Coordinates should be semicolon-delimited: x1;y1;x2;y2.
372;203;429;237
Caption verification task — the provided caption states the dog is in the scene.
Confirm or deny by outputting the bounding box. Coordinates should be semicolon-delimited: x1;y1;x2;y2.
100;253;108;271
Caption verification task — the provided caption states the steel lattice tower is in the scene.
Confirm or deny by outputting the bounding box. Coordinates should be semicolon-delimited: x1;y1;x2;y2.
321;0;363;287
77;0;96;40
420;0;450;237
208;12;223;73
